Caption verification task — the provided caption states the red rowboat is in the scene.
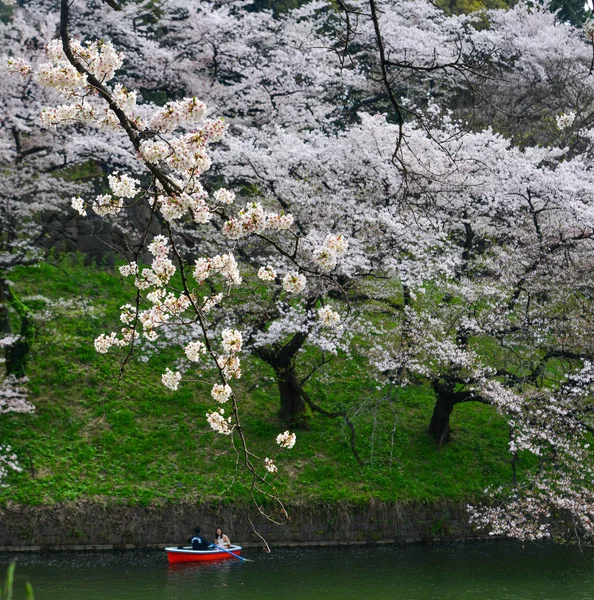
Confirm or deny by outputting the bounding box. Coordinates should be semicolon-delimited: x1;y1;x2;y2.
165;545;243;563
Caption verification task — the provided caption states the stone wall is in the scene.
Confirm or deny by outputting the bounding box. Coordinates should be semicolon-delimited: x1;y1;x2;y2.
0;501;484;551
44;205;164;265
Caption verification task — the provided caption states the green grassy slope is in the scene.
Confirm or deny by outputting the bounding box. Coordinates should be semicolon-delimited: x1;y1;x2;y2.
1;257;515;507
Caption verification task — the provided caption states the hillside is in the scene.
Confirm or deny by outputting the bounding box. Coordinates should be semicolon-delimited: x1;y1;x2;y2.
1;256;516;508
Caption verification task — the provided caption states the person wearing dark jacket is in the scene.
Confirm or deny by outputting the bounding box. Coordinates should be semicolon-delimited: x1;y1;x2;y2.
189;526;211;550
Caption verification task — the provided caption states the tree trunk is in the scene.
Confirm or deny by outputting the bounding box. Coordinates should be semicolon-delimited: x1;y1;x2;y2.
6;338;31;378
0;277;12;336
428;381;456;448
275;363;308;428
5;288;35;378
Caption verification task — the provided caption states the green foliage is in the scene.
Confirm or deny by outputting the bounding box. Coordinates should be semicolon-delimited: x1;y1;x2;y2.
549;0;590;26
51;160;103;182
139;89;171;106
432;0;589;21
435;0;511;14
0;257;523;507
0;3;13;25
246;0;309;14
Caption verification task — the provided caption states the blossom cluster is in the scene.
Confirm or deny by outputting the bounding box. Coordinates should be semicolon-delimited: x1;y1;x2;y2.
222;202;294;239
221;329;243;354
108;172;140;198
276;430;297;449
40;103;119;129
143;134;211;173
194;254;242;286
556;111;575;129
162;368;182;391
282;272;307;294
119;262;139;277
207;408;233;435
92;194;124;217
318;306;341;327
264;457;278;473
139;119;226;186
185;340;206;362
155;191;211;223
28;37;125;132
94;331;132;353
213;188;235;205
149;97;206;132
113;84;138;116
211;383;232;403
94;235;189;354
71;197;86;216
42;38;122;89
216;354;242;380
312;234;348;271
257;265;277;282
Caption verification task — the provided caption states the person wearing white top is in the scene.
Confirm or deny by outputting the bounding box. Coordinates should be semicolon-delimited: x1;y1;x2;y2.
214;527;231;549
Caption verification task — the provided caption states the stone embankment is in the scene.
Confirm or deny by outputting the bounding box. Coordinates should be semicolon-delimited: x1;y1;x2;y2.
0;501;484;551
46;204;163;265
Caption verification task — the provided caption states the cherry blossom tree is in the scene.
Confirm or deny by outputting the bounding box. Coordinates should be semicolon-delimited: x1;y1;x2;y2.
132;0;482;433
0;7;72;373
174;1;594;537
355;100;594;538
468;363;594;541
0;0;206;377
62;0;368;432
5;0;594;541
0;1;137;376
3;0;361;517
456;2;594;150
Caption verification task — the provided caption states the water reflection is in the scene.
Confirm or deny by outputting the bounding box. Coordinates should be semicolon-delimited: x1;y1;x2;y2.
2;543;594;600
166;558;243;592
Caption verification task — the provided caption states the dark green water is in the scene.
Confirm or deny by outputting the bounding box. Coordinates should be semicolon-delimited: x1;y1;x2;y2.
2;543;594;600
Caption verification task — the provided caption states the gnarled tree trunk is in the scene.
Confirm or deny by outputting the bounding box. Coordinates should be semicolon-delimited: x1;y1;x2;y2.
428;381;482;449
254;328;310;428
428;381;457;448
274;361;307;428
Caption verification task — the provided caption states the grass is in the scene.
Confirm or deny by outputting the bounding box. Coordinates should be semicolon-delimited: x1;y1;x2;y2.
0;255;518;507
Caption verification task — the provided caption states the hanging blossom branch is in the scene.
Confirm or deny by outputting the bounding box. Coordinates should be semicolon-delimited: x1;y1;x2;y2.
468;363;594;542
6;0;349;521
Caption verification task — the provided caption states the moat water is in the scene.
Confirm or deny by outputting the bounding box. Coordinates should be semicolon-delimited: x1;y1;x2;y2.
3;542;594;599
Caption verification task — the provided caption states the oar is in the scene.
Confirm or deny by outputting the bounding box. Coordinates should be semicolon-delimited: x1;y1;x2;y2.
211;544;252;562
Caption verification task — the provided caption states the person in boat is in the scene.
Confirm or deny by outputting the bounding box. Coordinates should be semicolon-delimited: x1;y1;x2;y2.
188;526;211;550
214;527;231;549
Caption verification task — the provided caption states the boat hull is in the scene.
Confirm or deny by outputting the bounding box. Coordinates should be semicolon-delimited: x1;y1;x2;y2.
166;545;242;563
